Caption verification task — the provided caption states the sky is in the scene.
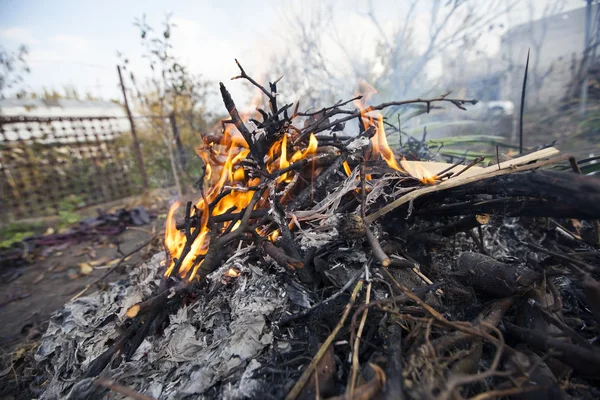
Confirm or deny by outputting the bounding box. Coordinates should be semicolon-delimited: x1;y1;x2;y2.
0;0;586;109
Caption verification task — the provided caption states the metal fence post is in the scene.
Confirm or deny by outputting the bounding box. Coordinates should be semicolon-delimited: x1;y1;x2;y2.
117;65;148;189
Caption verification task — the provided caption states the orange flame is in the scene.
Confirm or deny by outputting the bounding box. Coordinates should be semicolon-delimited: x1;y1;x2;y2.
400;158;438;185
372;116;403;172
165;114;320;281
343;161;352;177
164;198;211;279
268;229;280;242
353;81;405;173
290;133;318;163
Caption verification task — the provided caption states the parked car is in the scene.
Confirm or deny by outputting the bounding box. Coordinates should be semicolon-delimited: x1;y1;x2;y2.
466;100;515;121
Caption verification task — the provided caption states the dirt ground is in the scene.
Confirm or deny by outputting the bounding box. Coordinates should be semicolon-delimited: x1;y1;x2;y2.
0;188;194;352
0;224;157;349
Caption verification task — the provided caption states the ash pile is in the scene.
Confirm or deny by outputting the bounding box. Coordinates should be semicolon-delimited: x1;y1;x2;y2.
33;61;600;400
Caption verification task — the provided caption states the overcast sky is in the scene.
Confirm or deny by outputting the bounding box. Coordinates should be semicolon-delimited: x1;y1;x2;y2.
0;0;585;107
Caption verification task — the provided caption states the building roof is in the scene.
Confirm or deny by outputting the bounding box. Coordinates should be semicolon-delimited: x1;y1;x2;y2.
0;98;130;143
0;98;127;118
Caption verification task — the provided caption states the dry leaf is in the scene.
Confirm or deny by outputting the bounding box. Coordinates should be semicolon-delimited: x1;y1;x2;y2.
89;256;111;267
108;256;129;267
79;263;94;275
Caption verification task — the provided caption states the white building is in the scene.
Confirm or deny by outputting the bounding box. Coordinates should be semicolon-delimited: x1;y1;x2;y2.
0;98;130;143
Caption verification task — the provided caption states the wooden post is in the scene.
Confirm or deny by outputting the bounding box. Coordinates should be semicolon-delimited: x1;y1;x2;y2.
117;65;148;189
169;112;187;169
163;115;183;198
580;0;593;116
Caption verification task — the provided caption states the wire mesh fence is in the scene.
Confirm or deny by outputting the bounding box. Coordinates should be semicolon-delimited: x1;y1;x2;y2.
0;115;143;219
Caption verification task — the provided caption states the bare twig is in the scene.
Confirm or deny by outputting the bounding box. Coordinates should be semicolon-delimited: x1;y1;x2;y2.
348;281;372;398
285;279;364;400
438;323;506;400
96;378;157;400
231;59;278;114
451;156;485;178
569;156;582;174
70;234;158;302
296;95;362;117
365;226;391;267
296;95;477;143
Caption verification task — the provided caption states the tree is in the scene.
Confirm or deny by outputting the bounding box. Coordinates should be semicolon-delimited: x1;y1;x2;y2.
269;0;516;109
0;45;29;99
118;14;212;195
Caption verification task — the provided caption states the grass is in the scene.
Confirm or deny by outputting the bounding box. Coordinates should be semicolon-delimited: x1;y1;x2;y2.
0;221;43;249
0;195;85;249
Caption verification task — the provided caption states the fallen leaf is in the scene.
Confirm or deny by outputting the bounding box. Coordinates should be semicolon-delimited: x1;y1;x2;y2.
79;263;94;275
89;256;111;266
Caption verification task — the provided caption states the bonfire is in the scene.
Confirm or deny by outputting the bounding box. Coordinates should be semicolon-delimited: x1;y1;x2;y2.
33;60;600;400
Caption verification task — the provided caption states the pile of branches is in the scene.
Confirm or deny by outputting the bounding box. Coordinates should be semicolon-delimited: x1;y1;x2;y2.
30;60;600;400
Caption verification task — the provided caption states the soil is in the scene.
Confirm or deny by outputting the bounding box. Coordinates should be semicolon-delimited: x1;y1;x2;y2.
0;224;157;349
0;188;197;351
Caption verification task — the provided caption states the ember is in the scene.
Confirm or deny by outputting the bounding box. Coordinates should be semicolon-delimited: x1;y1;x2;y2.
224;266;240;278
31;60;600;400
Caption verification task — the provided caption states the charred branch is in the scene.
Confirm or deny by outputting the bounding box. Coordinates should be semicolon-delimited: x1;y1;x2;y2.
288;154;347;211
365;226;391;267
503;321;600;377
415;214;490;236
261;241;304;271
455;252;541;298
169;202;202;278
414;198;597;220
441;170;600;219
383;321;404;400
296;95;477;143
219;82;265;165
232;59;278;114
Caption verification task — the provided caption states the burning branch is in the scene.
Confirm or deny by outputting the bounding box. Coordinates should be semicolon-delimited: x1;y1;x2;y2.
296;94;478;143
68;60;600;400
219;82;265;165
